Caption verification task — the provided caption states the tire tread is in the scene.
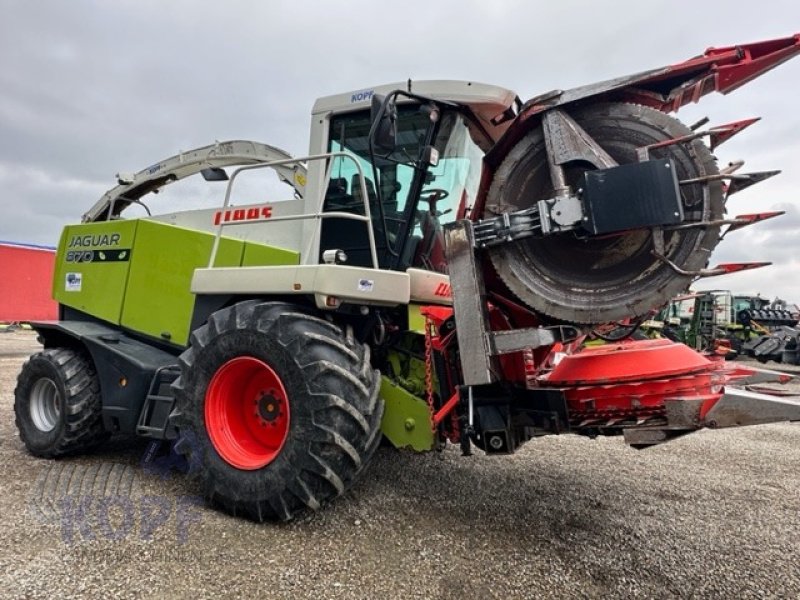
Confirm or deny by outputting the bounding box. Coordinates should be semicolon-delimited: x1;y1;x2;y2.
172;301;383;522
14;348;108;458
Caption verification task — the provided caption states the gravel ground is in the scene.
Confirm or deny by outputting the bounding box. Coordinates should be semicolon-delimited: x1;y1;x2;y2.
1;330;799;599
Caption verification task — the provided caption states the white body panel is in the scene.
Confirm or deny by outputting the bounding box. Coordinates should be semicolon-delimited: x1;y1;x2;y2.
191;264;410;309
147;200;306;252
407;268;452;305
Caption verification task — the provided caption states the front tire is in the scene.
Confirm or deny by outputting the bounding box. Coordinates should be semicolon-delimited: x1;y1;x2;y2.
172;301;384;522
14;348;107;457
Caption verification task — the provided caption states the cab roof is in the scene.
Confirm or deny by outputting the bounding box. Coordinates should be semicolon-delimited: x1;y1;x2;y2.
312;80;519;143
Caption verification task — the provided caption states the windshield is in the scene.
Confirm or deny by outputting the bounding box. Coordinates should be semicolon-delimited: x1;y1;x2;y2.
323;105;484;271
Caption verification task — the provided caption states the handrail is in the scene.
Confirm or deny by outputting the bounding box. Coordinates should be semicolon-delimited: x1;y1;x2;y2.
207;152;379;269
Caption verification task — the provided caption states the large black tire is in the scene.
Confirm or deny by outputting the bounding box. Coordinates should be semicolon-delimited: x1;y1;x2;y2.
485;102;724;323
14;348;107;457
172;301;384;522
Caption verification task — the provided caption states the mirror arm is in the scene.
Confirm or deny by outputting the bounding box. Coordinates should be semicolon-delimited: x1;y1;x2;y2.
367;92;399;259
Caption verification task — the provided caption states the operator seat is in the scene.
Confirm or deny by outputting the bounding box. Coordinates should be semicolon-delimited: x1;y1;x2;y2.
319;175;389;268
350;174;377;209
324;177;355;210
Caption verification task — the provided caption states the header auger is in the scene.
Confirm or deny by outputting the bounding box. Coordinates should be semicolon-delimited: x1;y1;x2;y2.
13;34;800;521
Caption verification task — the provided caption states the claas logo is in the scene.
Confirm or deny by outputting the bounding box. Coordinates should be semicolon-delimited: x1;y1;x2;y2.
213;205;273;225
434;283;452;298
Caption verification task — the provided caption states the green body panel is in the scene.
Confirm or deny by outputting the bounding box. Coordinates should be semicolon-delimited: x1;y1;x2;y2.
385;343;427;396
379;377;435;451
53;217;299;347
53;221;139;325
120;220;243;346
407;304;426;334
242;241;299;266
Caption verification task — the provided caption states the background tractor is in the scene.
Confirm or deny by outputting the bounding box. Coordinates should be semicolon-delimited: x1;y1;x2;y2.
14;34;800;521
652;290;800;357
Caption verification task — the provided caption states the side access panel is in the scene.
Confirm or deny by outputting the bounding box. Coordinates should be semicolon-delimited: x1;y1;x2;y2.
380;377;435;452
119;220;301;347
119;220;243;347
53;220;138;325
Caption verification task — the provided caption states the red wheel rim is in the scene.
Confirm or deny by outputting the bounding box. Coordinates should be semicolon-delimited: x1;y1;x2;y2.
205;356;290;470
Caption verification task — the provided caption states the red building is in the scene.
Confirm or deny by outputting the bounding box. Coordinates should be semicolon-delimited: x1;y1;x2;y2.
0;241;58;322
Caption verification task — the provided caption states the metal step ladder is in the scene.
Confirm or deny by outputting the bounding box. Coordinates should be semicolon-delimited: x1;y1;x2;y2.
136;365;181;439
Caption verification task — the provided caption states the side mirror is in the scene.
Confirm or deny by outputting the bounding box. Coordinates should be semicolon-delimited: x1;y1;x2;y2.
370;94;397;153
201;167;229;182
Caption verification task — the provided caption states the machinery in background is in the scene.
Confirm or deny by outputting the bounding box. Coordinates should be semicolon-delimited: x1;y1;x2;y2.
647;291;799;359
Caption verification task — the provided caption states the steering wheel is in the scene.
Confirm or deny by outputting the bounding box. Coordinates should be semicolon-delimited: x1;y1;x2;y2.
419;188;451;218
419;188;449;203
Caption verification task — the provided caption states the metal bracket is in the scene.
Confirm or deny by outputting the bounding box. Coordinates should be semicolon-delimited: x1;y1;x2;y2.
490;326;581;355
473;206;544;248
542;109;618;171
443;220;497;386
473;193;586;247
444;220;581;386
541;108;617;203
476;157;683;247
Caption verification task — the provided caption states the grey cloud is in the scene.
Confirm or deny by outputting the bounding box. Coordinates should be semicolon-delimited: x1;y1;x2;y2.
1;0;799;300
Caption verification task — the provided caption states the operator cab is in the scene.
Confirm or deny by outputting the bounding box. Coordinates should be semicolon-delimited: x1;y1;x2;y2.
314;81;518;273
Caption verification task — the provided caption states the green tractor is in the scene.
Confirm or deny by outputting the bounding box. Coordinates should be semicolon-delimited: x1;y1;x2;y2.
655;291;799;357
15;35;800;521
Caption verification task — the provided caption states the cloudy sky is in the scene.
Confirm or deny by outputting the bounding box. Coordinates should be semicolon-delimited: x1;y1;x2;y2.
2;1;799;301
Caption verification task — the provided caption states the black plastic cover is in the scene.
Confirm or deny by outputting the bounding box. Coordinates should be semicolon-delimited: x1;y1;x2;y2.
581;158;683;235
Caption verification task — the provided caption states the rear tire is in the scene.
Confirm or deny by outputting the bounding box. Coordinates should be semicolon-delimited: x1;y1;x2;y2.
172;301;384;522
14;348;107;457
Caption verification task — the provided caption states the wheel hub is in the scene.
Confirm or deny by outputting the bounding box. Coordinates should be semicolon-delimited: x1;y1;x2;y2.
29;378;61;433
205;356;291;470
256;391;282;424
